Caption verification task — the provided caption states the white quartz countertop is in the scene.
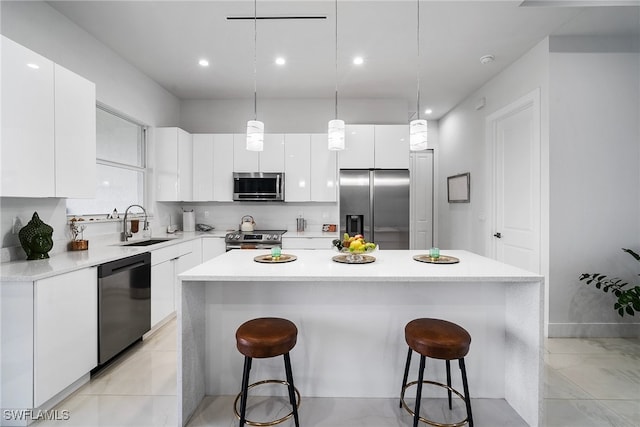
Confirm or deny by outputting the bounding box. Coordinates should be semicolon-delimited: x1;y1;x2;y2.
282;231;339;239
180;249;543;283
0;231;223;282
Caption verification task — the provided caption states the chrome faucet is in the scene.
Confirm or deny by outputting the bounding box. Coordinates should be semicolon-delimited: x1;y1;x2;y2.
122;204;149;241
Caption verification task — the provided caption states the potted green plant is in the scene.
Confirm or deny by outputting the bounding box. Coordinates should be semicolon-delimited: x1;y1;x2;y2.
579;248;640;317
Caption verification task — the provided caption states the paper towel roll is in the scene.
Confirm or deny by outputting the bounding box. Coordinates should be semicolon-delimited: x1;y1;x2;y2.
183;211;195;232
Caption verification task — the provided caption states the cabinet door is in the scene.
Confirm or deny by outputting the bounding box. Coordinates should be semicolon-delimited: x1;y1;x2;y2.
310;134;337;202
34;267;97;406
233;134;259;172
151;260;175;327
178;129;193;201
212;134;234;201
155;128;179;201
192;134;214;201
374;125;409;169
261;134;285;172
202;238;226;262
54;64;96;198
284;134;311;202
1;36;55;197
339;125;374;169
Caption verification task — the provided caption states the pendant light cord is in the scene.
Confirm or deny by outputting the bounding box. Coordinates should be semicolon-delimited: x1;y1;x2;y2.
334;0;338;120
253;0;258;121
415;0;421;121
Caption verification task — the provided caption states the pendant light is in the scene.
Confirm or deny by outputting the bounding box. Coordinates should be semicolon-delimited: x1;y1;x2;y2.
246;0;264;151
410;0;428;151
328;0;345;151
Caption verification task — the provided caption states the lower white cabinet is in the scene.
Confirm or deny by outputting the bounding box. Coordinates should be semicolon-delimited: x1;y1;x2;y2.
151;241;201;327
34;267;97;407
282;237;334;250
202;238;226;262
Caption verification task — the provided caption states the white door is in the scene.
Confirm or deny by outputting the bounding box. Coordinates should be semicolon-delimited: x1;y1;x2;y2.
488;89;541;273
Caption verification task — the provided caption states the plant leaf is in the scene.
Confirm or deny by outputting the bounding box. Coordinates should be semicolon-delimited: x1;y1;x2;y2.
625;306;635;316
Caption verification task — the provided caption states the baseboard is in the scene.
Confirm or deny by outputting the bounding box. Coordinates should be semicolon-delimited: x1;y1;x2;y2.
548;322;640;338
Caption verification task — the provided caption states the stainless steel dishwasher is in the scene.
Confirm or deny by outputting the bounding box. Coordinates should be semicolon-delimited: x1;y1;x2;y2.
97;252;151;366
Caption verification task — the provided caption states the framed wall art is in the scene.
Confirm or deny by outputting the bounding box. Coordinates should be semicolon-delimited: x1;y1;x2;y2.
447;172;470;203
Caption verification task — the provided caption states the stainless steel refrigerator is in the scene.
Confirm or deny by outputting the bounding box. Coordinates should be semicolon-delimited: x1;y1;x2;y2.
339;169;410;249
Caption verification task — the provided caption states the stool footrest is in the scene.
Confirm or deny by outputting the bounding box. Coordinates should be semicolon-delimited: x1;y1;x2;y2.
400;380;469;427
234;379;301;427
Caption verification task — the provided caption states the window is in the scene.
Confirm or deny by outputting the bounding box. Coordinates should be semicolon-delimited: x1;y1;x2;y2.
66;105;147;216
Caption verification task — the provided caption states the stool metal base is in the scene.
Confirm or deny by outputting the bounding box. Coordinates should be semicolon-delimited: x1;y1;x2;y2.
234;379;302;427
400;380;469;427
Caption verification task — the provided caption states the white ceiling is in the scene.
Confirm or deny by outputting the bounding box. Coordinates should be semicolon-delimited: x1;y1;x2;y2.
47;1;639;119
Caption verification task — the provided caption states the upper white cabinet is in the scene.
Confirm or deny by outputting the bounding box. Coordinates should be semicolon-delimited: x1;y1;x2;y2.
284;134;311;202
233;133;285;172
1;36;96;198
156;127;193;201
339;125;374;169
310;134;337;202
374;125;410;169
193;133;234;202
284;134;337;202
54;65;97;198
338;124;409;169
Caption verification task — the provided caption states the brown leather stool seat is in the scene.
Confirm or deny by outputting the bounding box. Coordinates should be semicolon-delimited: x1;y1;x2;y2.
400;318;474;427
235;317;300;427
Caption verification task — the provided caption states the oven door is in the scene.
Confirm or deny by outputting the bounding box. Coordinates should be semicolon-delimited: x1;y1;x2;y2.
226;243;278;251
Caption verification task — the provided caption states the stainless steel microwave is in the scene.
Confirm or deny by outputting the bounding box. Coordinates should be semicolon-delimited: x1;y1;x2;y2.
233;172;285;201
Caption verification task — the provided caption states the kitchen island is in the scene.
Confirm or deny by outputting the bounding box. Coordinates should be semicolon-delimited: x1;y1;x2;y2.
178;249;544;427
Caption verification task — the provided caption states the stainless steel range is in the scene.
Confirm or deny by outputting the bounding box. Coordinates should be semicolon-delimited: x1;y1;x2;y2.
225;230;287;251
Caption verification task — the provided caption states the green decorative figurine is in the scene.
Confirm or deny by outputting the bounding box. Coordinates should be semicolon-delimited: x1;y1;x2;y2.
18;212;54;260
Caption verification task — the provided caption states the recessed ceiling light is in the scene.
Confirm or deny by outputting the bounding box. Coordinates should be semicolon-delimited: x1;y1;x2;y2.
198;59;210;67
275;57;286;66
353;56;364;65
424;108;433;115
27;63;40;69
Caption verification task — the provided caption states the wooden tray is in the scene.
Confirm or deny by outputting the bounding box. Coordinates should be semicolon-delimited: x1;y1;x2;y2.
332;254;376;264
412;254;460;264
254;254;297;263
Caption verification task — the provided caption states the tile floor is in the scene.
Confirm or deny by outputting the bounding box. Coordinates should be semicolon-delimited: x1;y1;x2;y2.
33;318;639;427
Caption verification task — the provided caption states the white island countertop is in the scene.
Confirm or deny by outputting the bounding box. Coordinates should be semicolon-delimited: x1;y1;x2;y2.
180;249;541;283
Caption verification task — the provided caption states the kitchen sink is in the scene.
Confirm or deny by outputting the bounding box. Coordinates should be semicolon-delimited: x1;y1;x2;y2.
123;238;173;247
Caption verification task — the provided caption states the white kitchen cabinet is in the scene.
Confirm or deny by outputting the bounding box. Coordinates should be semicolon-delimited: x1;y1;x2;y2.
282;237;334;250
212;134;235;201
54;64;97;198
150;241;200;328
233;133;285;172
339;125;375;169
233;134;259;172
34;267;97;407
261;134;285;171
410;150;434;249
1;36;55;197
202;238;226;262
156;127;193;201
192;134;215;201
284;134;311;202
310;133;337;202
338;124;409;169
374;125;410;169
193;134;234;202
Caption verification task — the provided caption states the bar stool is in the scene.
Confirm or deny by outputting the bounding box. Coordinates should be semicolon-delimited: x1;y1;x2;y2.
400;318;473;427
234;317;301;427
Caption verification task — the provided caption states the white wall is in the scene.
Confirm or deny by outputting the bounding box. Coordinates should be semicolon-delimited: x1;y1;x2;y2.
0;1;182;260
180;98;410;133
548;47;640;337
437;38;550;259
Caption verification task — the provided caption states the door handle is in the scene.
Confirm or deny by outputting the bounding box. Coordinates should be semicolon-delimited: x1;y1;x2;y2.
493;232;502;239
